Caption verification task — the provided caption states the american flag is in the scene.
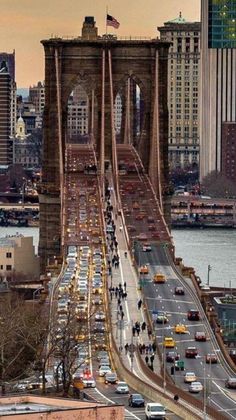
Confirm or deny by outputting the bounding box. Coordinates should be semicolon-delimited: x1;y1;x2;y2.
107;14;120;29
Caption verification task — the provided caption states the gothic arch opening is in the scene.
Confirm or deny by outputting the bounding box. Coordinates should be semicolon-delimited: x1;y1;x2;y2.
66;84;89;144
114;77;145;148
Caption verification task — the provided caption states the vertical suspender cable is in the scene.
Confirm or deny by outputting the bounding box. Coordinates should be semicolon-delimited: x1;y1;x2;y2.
91;88;95;144
127;76;131;144
154;49;163;212
55;48;65;248
108;49;121;209
100;49;105;200
124;77;131;144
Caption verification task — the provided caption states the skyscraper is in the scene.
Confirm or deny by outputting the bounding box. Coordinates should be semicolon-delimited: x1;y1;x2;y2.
158;14;200;170
0;62;13;165
200;0;236;179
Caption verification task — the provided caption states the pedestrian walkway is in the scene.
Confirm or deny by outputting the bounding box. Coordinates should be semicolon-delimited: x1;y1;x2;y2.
104;172;162;378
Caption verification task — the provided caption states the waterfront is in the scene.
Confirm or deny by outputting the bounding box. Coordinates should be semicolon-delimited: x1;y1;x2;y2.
1;226;236;289
172;228;236;288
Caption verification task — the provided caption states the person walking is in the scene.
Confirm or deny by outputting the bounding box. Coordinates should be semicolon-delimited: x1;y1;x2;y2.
124;281;127;291
147;328;152;340
141;321;146;332
150;353;155;364
145;355;149;365
132;326;136;337
124;343;129;354
138;299;142;310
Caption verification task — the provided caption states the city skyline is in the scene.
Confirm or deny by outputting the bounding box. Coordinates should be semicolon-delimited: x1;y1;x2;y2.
0;0;200;87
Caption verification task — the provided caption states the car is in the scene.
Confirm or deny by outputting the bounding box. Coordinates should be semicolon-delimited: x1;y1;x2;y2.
195;331;207;342
115;381;129;394
82;376;96;388
189;381;203;393
128;393;145;407
95;311;105;321
156;314;168;324
187;309;200;321
225;378;236;389
98;357;110;367
139;265;149;274
142;244;152;252
97;350;109;361
163;337;175;348
185;347;198;358
166;351;180;363
145;402;166;420
104;372;118;384
153;273;166;284
99;366;112;377
175;286;185;295
174;324;187;334
184;372;197;383
206;353;218;364
92;296;103;306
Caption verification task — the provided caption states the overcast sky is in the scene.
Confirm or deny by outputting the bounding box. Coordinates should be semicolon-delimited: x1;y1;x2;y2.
0;0;200;87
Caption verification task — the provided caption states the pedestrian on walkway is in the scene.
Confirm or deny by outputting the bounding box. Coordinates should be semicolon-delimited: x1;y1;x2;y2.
152;342;157;353
145;355;149;365
138;299;143;310
148;343;152;353
150;353;155;364
119;304;123;312
122;291;126;300
117;297;121;306
119;225;123;232
148;363;154;371
132;326;136;337
125;343;129;354
135;321;140;329
141;321;146;332
119;282;122;289
147;328;152;340
139;343;143;354
124;251;127;258
121;311;125;320
145;345;149;354
124;281;127;291
136;325;140;336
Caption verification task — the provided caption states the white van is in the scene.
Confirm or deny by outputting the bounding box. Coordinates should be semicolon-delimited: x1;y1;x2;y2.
145;402;166;420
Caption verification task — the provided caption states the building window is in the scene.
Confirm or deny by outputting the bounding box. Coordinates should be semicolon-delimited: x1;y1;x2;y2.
6;252;12;258
0;265;3;270
6;265;12;271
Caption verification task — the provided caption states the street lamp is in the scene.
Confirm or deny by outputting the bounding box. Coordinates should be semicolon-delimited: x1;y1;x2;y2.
207;265;212;286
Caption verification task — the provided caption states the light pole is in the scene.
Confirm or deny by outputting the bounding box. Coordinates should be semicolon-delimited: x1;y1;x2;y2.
207;265;212;286
33;287;43;301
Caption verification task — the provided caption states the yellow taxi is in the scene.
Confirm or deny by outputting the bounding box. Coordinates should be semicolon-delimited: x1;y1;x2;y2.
174;324;187;334
139;265;149;275
163;337;176;348
153;273;166;284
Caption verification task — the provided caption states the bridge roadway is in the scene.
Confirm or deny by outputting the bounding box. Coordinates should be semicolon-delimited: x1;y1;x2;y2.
114;148;236;419
51;143;235;419
47;143;183;420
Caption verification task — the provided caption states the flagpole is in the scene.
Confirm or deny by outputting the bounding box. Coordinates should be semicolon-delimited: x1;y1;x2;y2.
106;5;108;35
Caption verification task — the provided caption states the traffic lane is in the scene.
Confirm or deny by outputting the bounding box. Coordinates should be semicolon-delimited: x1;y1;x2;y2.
143;280;230;399
92;378;181;420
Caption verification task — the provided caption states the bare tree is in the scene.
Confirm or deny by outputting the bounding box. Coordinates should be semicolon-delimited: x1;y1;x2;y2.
201;171;236;198
0;297;44;393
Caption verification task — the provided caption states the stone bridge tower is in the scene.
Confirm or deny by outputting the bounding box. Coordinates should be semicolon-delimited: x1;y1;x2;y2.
39;17;170;271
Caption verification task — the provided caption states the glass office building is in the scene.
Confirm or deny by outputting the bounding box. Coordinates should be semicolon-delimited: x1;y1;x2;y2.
208;0;236;48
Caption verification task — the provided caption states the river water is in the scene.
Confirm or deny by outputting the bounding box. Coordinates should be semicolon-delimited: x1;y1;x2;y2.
1;226;236;289
172;228;236;288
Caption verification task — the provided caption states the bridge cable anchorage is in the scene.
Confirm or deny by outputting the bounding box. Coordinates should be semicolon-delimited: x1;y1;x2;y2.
108;49;121;211
55;47;65;249
100;48;105;199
